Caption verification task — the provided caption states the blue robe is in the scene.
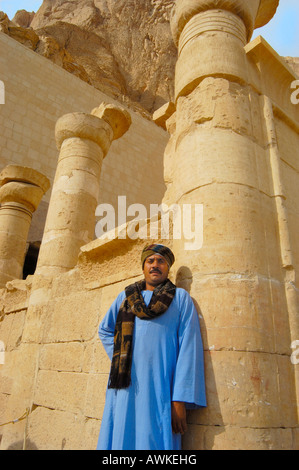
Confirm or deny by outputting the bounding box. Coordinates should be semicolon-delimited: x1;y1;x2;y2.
97;287;206;450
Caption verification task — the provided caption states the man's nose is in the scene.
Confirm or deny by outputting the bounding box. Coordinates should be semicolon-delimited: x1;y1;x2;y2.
152;259;161;268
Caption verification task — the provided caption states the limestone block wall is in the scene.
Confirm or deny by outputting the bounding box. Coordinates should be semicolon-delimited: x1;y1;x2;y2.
0;32;167;242
0;236;161;450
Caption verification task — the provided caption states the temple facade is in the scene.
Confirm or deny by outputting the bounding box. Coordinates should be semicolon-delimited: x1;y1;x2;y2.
0;0;298;450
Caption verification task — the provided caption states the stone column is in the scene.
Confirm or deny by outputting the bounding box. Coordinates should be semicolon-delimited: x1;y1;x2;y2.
0;166;50;287
166;0;297;450
35;103;131;275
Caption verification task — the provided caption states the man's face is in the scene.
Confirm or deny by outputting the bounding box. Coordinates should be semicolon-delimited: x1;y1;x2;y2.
143;254;169;289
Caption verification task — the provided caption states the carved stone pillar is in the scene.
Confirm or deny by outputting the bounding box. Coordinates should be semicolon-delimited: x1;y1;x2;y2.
36;103;131;275
165;0;298;450
0;166;50;287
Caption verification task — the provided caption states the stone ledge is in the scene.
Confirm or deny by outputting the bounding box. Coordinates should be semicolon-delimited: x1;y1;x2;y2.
246;35;299;124
77;215;174;288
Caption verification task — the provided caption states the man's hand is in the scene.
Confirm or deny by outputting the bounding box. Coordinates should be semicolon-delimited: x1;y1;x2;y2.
171;401;187;435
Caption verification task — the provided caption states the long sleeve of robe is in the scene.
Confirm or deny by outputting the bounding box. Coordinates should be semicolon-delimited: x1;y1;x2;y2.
97;287;206;451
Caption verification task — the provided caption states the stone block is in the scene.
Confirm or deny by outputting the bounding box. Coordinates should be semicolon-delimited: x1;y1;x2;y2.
50;268;85;299
43;290;101;343
0;392;10;425
82;339;111;375
39;342;84;372
22;301;55;344
27;406;84;450
183;424;294;450
2;278;29;313
0;350;18;395
84;373;109;420
153;102;176;130
0;310;26;350
33;370;88;414
188;275;291;354
189;350;297;429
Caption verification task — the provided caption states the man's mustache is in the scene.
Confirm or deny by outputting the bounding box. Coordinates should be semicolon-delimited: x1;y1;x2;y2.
150;268;162;274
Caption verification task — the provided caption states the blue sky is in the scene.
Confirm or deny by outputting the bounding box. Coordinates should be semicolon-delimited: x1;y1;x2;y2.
0;0;298;56
0;0;43;18
252;0;299;57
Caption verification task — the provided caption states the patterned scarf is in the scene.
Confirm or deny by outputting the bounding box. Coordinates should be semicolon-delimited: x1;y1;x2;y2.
108;278;176;389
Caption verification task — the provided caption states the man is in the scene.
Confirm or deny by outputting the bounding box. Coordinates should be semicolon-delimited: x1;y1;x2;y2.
97;244;206;450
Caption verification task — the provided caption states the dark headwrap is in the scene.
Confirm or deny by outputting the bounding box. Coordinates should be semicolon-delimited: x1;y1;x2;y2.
141;244;175;269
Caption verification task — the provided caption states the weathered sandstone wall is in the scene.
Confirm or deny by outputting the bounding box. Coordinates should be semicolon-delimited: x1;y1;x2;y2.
0;0;298;451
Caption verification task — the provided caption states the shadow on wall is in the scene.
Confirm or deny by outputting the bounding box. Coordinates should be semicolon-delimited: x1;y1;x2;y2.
5;435;68;450
175;266;224;450
23;242;41;279
6;439;38;450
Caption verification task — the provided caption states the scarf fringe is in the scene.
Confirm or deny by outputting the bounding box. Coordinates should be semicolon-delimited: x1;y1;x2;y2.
108;373;131;390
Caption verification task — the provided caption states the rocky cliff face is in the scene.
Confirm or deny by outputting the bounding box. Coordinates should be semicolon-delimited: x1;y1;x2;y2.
1;0;177;115
1;0;298;115
285;57;299;77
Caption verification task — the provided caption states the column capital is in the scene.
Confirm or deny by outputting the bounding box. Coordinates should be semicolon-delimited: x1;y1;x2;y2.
0;165;50;213
91;103;132;140
171;0;279;45
255;0;280;29
0;165;50;194
55;112;113;154
55;104;132;155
